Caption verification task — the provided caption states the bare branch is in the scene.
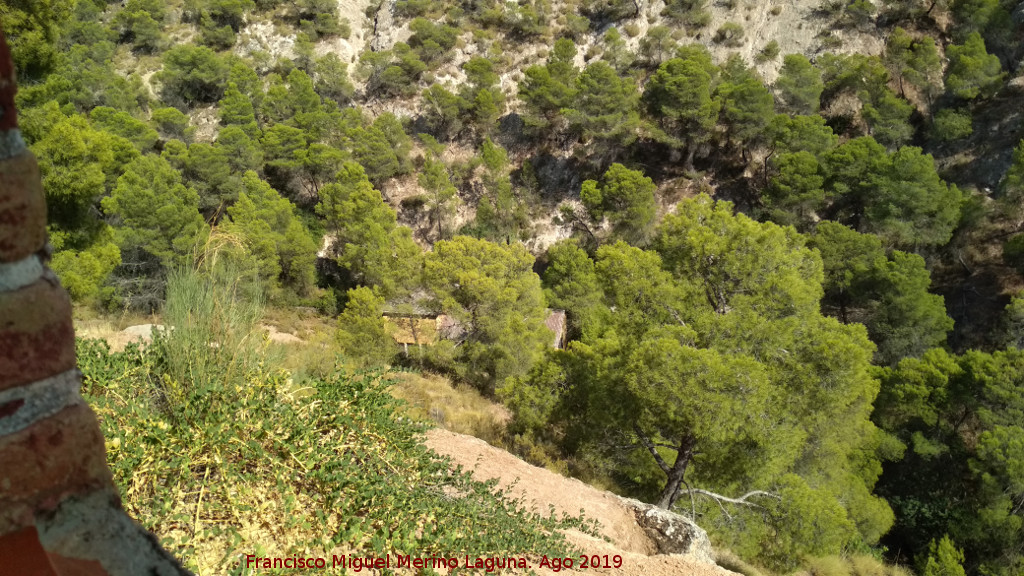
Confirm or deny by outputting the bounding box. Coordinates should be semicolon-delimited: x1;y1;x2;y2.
683;489;781;512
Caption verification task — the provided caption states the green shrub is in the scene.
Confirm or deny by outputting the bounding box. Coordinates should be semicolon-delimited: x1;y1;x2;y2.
1004;234;1024;271
564;14;591;39
757;39;780;62
932;108;973;141
714;22;745;46
395;0;431;17
845;0;875;25
663;0;711;27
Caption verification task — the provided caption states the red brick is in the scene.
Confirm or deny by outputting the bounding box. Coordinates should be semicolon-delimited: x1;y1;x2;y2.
0;405;111;523
0;526;58;576
0;152;45;262
47;554;109;576
0;279;76;392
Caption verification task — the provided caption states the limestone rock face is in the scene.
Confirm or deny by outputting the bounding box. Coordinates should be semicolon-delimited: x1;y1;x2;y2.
617;497;716;564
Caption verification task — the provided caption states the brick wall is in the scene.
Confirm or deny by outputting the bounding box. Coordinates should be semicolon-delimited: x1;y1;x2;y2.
0;26;190;575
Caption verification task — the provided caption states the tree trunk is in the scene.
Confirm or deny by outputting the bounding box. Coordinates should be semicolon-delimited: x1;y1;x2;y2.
655;434;697;510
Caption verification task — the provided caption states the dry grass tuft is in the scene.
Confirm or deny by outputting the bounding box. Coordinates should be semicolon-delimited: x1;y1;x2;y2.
388;371;510;445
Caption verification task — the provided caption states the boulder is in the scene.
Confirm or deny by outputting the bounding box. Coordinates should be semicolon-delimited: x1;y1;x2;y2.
616;497;716;564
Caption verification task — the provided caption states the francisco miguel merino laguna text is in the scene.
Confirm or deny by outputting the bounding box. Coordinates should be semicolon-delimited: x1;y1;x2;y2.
244;553;624;571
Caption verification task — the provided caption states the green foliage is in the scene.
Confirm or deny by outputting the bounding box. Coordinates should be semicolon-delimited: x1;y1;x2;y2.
18;44;149;114
102;154;208;269
215;125;263;174
821;53;890;103
810;222;952;365
33;115;138;241
293;0;347;38
157;45;229;106
1002;234;1024;271
151;107;194;142
565;60;641;160
313;53;354;104
885;28;943;103
260;123;307;186
465;139;531;243
0;0;71;79
768;113;839;157
951;0;1011;47
716;56;775;150
198;16;236;49
580;163;658;245
360;42;428;97
541;239;604;336
920;536;967;576
845;0;876;25
945;32;1004;101
824;138;961;248
757;40;781;63
423;236;551;392
90;106;159;151
862;89;915;149
662;0;711;27
1001;140;1024;223
873;349;1024;575
713;22;745;47
223;172;318;297
177;141;241;214
932;108;973;142
601;27;634;72
639;25;678;66
112;0;166;52
775;54;823;114
644;54;719;168
50;230;121;304
511;196;891;569
519;38;579;131
217;82;258;135
420;84;468;140
581;0;637;21
418;155;460;240
336;286;396;367
408;17;459;66
345;112;413;185
656;195;824;316
317;162;422;298
765;150;827;228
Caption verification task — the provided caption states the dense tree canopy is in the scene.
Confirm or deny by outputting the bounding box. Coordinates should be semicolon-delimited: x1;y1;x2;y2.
424;236;551;392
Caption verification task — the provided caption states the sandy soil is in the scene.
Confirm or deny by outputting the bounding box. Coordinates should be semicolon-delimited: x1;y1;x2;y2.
423;428;737;576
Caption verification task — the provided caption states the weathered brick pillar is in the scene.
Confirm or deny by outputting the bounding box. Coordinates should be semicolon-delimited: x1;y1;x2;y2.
0;27;190;575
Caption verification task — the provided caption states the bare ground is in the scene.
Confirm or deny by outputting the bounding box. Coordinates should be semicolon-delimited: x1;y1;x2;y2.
423;428;737;576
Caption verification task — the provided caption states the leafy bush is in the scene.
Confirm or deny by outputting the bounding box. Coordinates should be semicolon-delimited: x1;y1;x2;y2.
932;108;973;142
845;0;876;25
156;45;229;106
662;0;711;27
757;39;780;62
1004;234;1024;271
714;22;745;47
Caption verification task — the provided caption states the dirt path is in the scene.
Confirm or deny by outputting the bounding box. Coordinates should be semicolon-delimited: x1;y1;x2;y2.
423;429;736;576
